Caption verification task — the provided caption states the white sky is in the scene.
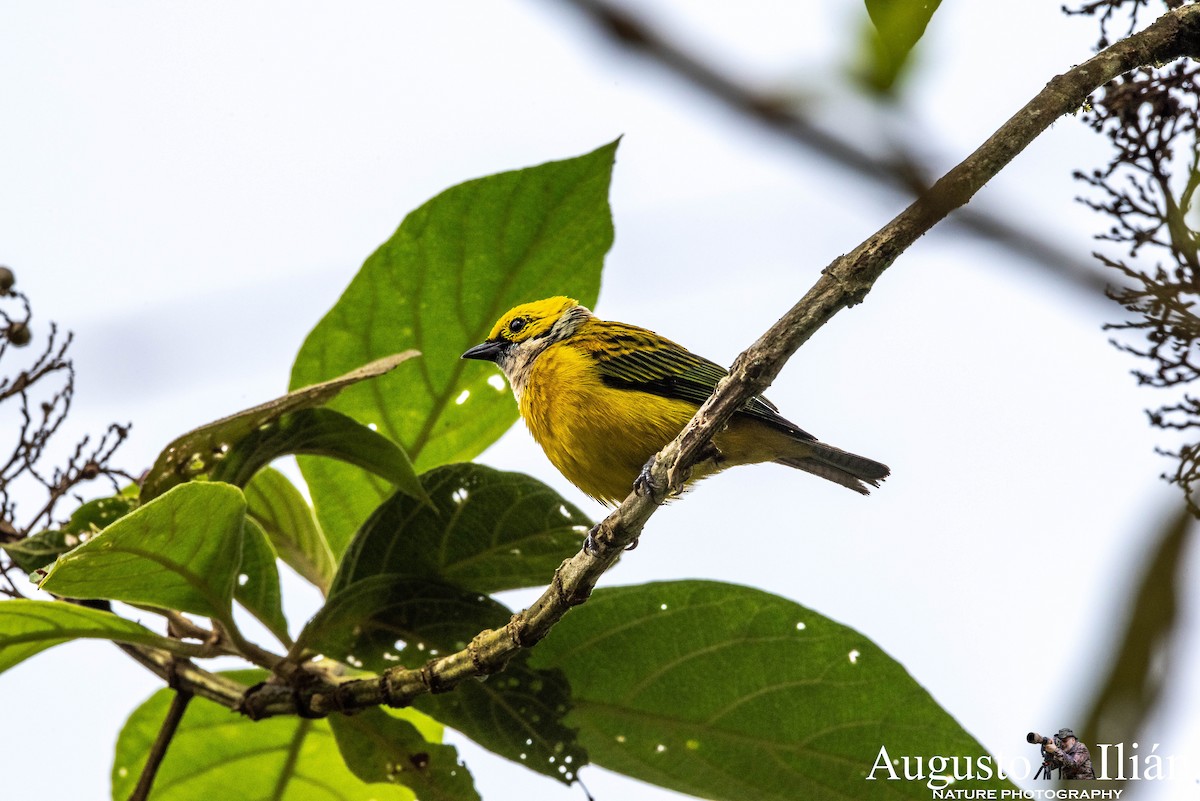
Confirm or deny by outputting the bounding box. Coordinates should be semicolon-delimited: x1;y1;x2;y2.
2;2;1196;800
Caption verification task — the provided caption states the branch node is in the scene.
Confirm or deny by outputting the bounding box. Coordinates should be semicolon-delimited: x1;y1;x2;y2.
421;659;450;694
330;681;358;714
292;686;326;719
504;613;532;649
381;670;412;708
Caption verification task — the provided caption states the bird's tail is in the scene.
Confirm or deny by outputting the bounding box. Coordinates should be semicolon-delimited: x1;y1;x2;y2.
776;442;890;495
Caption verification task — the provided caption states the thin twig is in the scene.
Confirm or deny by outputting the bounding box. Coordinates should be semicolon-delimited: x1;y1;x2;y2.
128;686;193;801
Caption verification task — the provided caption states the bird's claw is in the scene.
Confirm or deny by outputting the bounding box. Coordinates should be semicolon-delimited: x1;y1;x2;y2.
583;524;604;556
583;524;639;555
633;455;665;503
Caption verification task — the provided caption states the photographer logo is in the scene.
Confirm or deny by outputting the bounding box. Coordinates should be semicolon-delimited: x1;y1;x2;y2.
864;726;1175;799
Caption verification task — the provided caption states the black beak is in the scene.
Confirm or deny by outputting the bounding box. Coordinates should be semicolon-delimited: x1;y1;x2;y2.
461;339;506;362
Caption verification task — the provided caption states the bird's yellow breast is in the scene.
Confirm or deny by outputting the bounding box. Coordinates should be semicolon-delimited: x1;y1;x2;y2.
519;339;699;504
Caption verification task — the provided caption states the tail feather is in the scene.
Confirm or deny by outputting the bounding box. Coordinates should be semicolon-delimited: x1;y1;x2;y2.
776;442;891;495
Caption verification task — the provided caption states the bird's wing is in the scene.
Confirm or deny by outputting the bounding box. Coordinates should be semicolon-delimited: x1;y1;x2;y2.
585;321;816;441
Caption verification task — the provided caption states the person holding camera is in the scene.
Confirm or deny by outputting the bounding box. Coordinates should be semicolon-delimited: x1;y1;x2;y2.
1042;727;1095;779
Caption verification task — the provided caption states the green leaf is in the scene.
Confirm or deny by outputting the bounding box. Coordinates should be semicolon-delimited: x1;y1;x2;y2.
142;352;418;501
291;140;617;554
294;574;505;668
244;466;336;593
415;653;586;786
40;482;245;622
294;460;392;563
531;580;1012;801
3;529;81;574
4;490;141;574
112;672;416;801
211;407;428;506
236;518;290;645
857;0;942;94
329;707;478;801
1082;503;1193;770
295;576;588;784
335;464;591;596
65;488;140;532
0;600;195;675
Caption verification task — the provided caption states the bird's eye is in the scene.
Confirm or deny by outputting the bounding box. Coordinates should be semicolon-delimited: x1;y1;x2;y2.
508;317;527;335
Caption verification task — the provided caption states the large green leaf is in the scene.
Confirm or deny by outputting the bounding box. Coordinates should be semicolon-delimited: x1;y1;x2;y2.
415;653;586;787
40;482;245;622
291;141;616;554
531;580;1012;801
0;600;194;675
210;408;427;507
142;353;417;501
244;466;336;593
294;574;505;668
236;518;290;645
329;707;478;801
112;672;422;801
334;464;591;596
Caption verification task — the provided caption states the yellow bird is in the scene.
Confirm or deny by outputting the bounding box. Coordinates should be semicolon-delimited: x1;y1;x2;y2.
462;296;889;505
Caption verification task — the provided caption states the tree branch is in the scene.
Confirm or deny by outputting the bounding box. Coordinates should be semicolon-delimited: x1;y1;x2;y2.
119;644;250;709
652;4;1200;485
554;0;1117;298
221;5;1200;721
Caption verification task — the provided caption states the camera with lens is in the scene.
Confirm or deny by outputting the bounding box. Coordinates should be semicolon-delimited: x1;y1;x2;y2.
1026;731;1063;749
1027;731;1064;780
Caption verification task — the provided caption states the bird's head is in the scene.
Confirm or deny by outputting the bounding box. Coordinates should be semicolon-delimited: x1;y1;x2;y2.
461;297;591;396
461;296;584;363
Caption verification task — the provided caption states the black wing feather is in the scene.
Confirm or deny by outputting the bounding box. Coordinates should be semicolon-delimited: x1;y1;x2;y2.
588;322;816;442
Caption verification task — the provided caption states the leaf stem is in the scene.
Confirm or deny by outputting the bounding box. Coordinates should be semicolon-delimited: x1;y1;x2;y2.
128;686;192;801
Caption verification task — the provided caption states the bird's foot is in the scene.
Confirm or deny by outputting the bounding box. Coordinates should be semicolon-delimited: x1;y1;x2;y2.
583;524;639;555
583;524;605;556
633;455;665;503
